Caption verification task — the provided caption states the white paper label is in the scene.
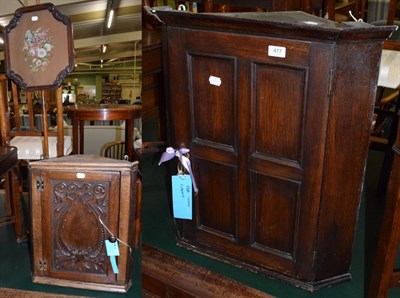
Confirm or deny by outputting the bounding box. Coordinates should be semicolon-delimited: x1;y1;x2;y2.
76;173;86;179
268;45;286;58
209;75;222;87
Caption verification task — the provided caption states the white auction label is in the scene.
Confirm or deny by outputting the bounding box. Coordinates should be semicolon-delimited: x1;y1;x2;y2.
268;45;286;58
76;172;86;179
209;75;222;86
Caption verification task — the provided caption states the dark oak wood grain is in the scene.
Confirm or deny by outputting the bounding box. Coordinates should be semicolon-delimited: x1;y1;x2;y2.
29;154;141;293
142;29;166;141
158;10;394;291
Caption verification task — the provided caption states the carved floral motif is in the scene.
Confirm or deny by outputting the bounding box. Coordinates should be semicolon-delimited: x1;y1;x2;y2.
51;181;109;274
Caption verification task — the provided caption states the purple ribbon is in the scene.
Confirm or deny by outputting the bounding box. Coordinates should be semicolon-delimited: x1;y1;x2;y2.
159;147;198;193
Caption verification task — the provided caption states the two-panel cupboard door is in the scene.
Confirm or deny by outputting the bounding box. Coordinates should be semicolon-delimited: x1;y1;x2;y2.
166;27;334;277
37;170;121;284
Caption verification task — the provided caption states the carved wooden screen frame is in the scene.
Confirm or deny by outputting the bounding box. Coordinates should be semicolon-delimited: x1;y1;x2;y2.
3;3;74;91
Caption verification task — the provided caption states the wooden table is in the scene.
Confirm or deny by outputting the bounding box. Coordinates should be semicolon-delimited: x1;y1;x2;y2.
0;146;23;242
64;104;141;161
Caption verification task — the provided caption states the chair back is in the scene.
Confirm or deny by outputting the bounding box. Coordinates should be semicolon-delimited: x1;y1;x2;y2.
103;140;127;160
0;73;65;159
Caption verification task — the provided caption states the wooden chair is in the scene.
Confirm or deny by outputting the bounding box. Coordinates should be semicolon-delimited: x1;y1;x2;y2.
325;0;363;21
0;74;72;241
368;0;400;50
0;73;73;179
0;73;72;161
103;140;127;160
368;113;400;297
0;146;23;242
0;76;24;242
370;87;400;191
368;0;400;192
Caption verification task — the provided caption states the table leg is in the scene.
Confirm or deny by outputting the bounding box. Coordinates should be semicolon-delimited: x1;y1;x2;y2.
79;120;85;155
11;165;25;243
126;119;134;161
72;118;79;155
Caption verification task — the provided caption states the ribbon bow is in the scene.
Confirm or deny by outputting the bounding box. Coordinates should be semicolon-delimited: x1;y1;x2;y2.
159;147;198;193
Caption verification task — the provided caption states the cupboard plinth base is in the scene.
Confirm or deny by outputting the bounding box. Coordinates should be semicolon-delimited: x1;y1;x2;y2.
32;276;131;293
177;238;351;292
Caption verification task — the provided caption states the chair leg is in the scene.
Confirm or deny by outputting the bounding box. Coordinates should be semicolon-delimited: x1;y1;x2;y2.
377;148;394;195
0;168;25;243
4;174;12;217
1;165;26;243
0;175;13;226
367;154;400;297
10;165;26;243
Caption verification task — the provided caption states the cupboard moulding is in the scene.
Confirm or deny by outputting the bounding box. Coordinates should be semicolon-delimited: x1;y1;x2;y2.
157;10;395;291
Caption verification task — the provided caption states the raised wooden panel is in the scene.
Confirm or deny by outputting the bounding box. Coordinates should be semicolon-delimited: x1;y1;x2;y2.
41;171;120;284
29;155;140;292
185;30;311;65
189;54;236;149
51;181;109;274
251;173;301;260
195;158;238;240
252;63;307;164
159;10;393;290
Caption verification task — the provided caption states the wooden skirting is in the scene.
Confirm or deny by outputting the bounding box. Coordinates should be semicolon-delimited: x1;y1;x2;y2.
0;288;87;298
142;243;275;298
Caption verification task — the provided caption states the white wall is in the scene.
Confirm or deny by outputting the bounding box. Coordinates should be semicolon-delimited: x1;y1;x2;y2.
63;121;141;156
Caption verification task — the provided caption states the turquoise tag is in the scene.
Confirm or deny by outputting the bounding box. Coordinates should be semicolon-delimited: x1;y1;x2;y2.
171;174;192;219
105;239;120;274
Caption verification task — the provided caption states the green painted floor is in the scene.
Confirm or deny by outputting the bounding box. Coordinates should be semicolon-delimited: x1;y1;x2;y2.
0;206;141;297
140;148;400;298
0;149;399;297
142;152;364;298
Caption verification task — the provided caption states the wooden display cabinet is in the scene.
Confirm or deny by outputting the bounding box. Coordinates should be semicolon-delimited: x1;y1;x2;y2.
157;10;394;291
29;154;141;293
102;82;122;103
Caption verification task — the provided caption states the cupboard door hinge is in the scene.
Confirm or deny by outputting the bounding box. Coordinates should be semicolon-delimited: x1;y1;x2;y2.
328;68;334;97
38;258;47;275
36;177;44;191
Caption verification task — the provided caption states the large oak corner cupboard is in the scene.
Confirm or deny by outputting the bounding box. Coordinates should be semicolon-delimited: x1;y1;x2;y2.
156;10;395;291
29;155;141;293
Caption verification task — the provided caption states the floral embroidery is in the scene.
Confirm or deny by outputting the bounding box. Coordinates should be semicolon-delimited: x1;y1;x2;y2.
23;27;53;72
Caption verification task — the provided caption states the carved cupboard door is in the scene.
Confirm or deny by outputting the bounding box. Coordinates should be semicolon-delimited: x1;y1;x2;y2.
32;170;120;284
165;27;334;279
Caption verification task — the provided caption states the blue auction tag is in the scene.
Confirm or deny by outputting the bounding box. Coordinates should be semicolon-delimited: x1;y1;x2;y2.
105;239;120;274
171;174;192;219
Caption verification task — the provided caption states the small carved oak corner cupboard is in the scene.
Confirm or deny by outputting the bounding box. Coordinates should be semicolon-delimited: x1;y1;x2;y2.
157;11;395;291
29;155;141;293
